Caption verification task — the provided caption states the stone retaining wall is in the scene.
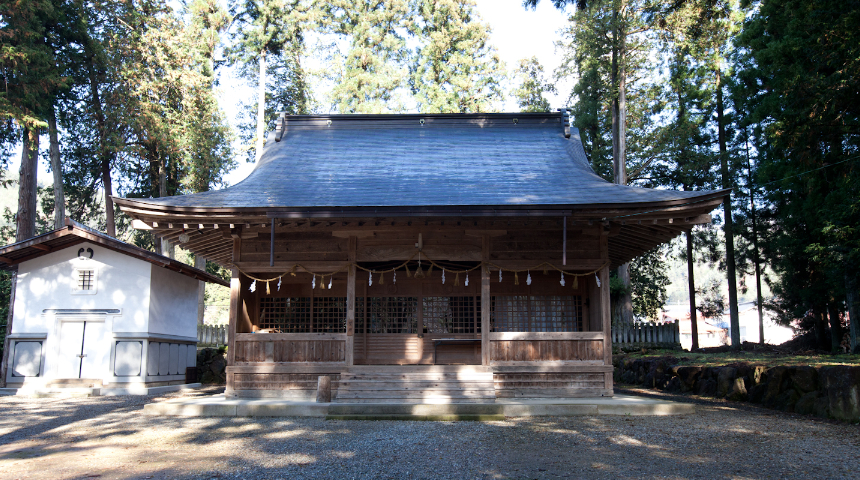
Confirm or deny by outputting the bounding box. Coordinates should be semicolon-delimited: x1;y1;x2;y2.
196;347;227;384
614;356;860;422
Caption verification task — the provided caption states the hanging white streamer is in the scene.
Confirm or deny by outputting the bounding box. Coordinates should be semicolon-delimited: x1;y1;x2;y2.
369;270;373;287
442;269;446;284
560;271;566;287
277;277;282;291
499;269;503;282
328;276;333;289
393;271;397;284
250;280;256;292
465;274;469;287
312;275;316;289
526;271;532;286
595;273;601;288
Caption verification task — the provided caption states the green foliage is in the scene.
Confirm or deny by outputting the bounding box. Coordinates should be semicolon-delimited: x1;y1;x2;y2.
229;0;310;160
630;247;671;321
735;0;860;327
512;57;555;113
410;0;505;113
327;0;411;113
696;279;726;319
555;0;656;182
0;270;11;355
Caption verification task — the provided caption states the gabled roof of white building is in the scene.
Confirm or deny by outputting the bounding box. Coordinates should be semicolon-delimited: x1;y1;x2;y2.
0;218;229;287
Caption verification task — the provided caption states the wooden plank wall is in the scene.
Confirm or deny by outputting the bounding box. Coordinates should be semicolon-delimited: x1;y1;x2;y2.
353;333;481;365
234;334;346;363
489;339;603;364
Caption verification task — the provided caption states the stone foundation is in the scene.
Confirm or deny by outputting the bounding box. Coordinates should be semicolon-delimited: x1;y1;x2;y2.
614;356;860;422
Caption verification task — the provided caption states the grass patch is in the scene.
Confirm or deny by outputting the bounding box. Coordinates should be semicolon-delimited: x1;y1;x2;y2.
618;348;860;368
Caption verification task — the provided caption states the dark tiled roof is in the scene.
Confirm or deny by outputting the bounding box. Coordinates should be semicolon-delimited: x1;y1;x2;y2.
119;113;721;210
0;219;229;286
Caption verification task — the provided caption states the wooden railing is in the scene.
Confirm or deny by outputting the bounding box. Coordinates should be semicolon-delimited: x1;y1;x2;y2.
611;321;680;349
197;324;228;346
488;332;605;365
233;333;346;363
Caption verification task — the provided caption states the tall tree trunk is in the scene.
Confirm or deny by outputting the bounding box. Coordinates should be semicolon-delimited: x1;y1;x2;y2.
0;271;17;388
48;108;65;229
744;129;765;344
716;68;741;348
828;302;842;353
158;157;169;255
686;232;699;350
611;5;633;327
89;67;115;236
846;272;859;354
255;48;267;161
814;308;828;350
16;128;39;241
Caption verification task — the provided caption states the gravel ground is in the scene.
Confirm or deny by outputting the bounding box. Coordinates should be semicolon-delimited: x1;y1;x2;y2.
1;388;858;480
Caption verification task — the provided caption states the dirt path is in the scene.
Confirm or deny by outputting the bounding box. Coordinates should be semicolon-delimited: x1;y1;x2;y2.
1;388;858;479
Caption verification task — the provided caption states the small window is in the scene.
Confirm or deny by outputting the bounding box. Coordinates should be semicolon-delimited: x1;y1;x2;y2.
72;267;98;295
78;270;94;290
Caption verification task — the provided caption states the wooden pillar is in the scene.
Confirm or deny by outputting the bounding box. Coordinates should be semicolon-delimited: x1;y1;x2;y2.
345;236;356;366
481;235;490;366
227;233;241;372
600;265;613;392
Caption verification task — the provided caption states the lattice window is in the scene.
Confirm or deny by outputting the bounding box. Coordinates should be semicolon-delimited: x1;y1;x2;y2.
258;297;311;332
78;270;94;290
362;297;419;334
312;297;347;333
491;295;583;332
423;296;480;334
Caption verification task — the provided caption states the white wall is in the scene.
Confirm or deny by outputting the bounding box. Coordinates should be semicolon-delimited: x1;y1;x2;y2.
12;242;152;335
8;241;201;385
147;264;199;338
11;242;152;382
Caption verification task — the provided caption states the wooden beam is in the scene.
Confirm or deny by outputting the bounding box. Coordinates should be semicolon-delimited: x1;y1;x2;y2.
232;234;241;265
331;230;375;238
464;229;507;237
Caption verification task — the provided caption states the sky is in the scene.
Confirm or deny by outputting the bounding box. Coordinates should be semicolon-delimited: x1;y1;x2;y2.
7;0;575;188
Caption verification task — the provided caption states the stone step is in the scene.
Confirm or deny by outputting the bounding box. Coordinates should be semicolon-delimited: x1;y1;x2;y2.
336;390;495;398
333;398;496;404
339;379;494;388
340;372;493;380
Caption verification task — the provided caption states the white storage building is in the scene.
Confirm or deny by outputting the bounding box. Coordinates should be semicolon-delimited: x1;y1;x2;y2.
0;219;228;395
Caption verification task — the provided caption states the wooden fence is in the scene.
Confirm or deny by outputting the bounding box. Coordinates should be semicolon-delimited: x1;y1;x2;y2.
612;320;680;349
198;324;228;347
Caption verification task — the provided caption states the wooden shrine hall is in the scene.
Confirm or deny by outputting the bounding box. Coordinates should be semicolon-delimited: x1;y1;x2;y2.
115;112;725;403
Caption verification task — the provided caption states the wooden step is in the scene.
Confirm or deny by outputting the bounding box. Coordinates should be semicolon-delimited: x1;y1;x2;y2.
335;369;496;404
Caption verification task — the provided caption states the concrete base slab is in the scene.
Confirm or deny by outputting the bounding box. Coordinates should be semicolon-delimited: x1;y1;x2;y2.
144;394;694;418
100;383;203;396
2;383;202;397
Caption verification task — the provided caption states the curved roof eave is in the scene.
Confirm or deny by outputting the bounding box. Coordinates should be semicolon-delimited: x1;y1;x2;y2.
115;112;727;217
